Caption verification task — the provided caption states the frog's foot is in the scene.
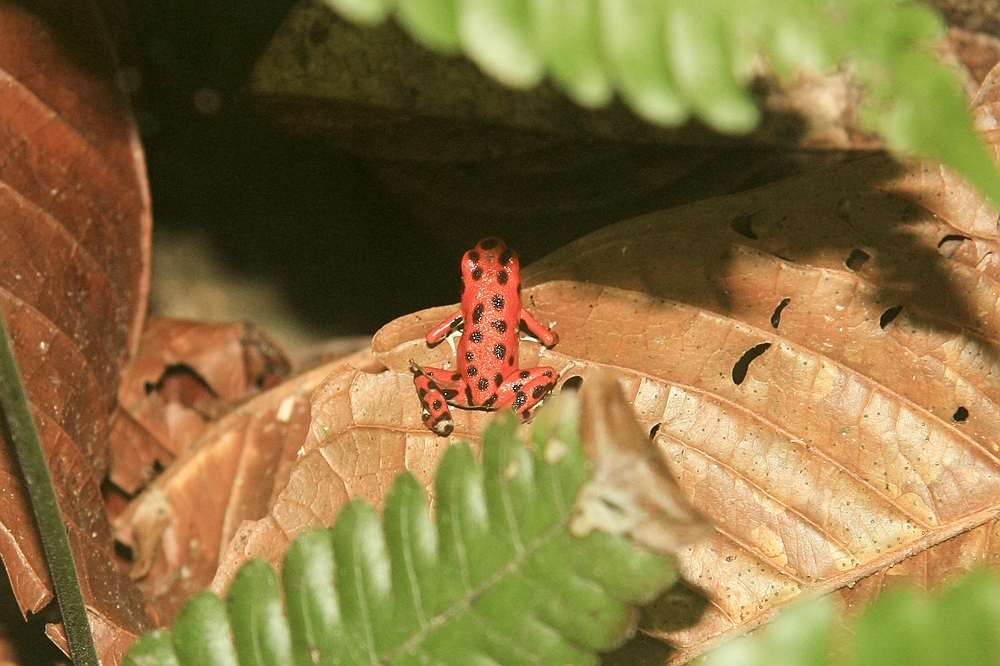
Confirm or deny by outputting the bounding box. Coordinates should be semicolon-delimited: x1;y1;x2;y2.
496;366;558;422
410;363;463;437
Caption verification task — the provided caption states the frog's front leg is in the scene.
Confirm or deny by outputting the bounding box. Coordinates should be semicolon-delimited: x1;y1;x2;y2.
494;366;558;420
410;364;465;437
426;311;463;345
519;308;558;347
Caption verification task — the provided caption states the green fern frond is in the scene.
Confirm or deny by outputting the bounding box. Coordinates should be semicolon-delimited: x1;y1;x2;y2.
701;570;1000;666
123;393;680;665
320;0;1000;203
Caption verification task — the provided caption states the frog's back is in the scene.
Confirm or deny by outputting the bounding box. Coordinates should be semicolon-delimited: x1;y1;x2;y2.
457;238;523;400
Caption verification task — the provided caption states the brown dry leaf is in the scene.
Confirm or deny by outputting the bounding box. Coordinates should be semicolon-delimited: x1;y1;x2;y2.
109;317;292;494
948;27;1000;87
114;350;372;625
832;515;1000;616
203;305;706;594
0;0;153;656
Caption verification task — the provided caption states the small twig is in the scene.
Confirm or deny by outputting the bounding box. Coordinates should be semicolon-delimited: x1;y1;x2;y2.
0;302;98;666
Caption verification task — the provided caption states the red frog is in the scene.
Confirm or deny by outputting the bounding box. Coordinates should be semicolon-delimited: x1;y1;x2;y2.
411;237;559;437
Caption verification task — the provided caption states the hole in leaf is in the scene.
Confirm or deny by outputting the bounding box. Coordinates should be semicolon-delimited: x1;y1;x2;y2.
938;234;973;259
938;234;971;248
649;423;661;439
953;406;969;423
732;343;772;385
845;249;870;271
770;298;791;328
879;306;903;329
143;363;218;404
561;375;584;392
731;214;757;240
113;539;134;563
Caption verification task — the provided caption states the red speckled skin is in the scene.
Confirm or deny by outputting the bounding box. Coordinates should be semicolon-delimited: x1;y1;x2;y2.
411;237;559;436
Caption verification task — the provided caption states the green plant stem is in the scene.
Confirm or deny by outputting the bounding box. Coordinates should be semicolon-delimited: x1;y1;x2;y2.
0;303;98;666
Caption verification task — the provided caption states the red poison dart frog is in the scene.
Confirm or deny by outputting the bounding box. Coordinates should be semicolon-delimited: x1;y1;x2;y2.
411;238;559;437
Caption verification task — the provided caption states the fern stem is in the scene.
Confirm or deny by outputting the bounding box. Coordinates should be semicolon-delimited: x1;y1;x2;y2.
0;302;98;666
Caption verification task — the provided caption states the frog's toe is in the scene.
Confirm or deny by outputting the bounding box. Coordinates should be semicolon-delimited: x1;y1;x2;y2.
431;413;454;437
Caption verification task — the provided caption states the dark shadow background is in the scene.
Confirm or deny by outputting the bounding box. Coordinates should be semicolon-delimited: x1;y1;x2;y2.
124;0;607;338
126;0;422;337
119;0;837;339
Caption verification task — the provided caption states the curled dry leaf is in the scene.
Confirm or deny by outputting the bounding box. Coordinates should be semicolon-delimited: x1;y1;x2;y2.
109;318;292;494
0;0;152;655
572;370;713;553
113;353;343;626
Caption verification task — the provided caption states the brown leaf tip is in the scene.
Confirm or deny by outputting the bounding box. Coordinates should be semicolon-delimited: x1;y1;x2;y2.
571;371;713;554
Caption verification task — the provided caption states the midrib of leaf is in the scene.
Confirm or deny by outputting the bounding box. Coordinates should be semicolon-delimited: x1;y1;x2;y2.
397;505;429;628
381;519;567;663
353;532;380;663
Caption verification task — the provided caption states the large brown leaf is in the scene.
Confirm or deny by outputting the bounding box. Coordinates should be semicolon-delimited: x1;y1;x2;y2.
349;98;1000;663
175;156;1000;662
516;165;1000;659
0;0;152;656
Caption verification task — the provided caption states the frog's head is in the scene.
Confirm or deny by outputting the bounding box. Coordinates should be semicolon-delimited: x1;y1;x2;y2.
462;237;519;284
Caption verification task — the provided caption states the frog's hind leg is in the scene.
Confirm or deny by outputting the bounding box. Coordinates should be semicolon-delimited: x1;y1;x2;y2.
494;366;558;421
409;363;464;437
